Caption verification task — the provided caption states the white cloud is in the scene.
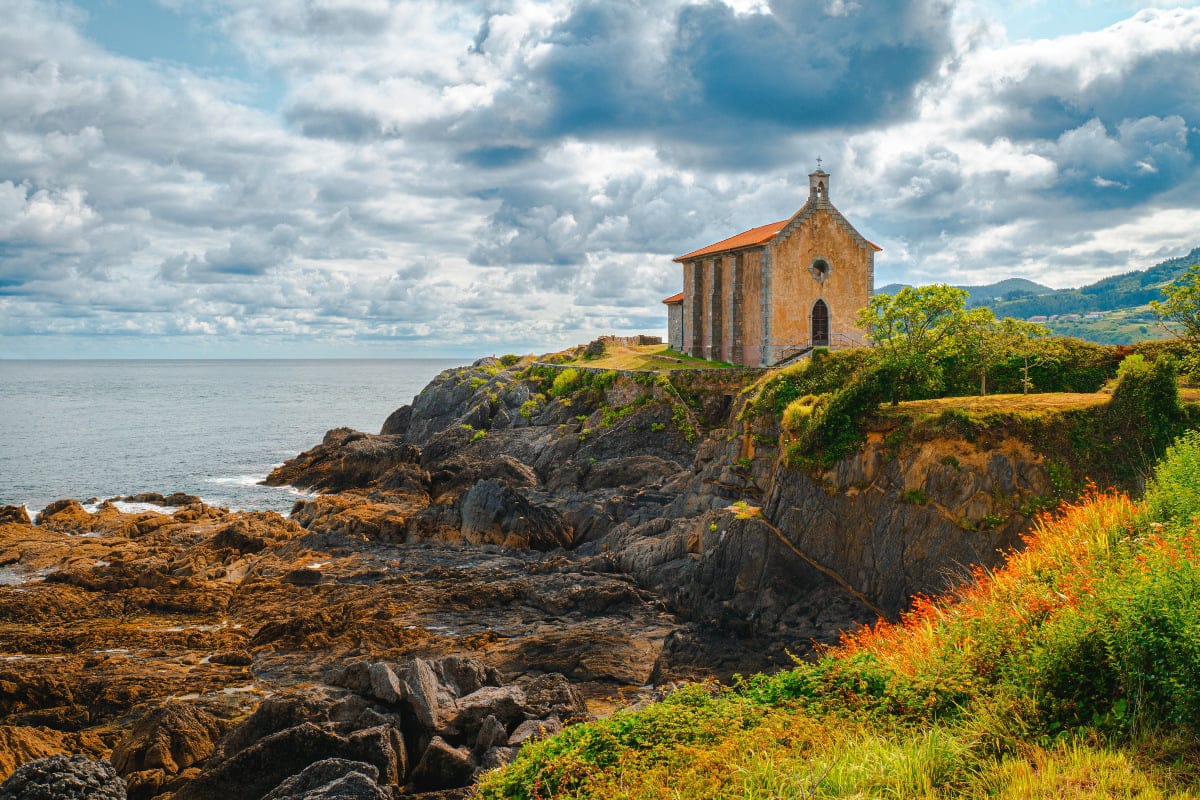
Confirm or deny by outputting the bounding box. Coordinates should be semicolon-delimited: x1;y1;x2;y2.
0;0;1198;355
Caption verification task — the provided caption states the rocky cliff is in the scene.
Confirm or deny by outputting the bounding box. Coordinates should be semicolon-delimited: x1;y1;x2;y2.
0;353;1057;799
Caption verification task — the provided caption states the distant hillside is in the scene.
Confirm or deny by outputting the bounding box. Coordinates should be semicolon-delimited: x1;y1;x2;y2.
876;277;1052;307
878;247;1200;314
876;247;1200;344
986;246;1200;319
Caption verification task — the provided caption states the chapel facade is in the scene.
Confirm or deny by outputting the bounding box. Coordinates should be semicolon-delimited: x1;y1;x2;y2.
667;167;880;367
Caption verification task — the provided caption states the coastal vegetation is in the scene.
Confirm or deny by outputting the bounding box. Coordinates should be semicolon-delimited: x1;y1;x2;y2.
477;431;1200;799
732;283;1198;488
473;273;1200;799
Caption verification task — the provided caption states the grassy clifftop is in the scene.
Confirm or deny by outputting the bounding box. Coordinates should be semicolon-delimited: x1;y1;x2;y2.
477;431;1200;799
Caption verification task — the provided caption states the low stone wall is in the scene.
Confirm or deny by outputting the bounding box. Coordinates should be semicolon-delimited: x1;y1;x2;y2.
530;361;763;380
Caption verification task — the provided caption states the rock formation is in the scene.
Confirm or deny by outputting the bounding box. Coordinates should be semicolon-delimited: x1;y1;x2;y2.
0;353;1060;797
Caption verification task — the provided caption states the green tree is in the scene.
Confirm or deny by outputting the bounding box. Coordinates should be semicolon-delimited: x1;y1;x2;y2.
857;284;968;404
1151;262;1200;376
1007;318;1052;394
957;311;1049;395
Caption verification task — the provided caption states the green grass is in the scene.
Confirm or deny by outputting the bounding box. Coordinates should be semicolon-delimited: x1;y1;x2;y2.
477;431;1200;800
558;344;735;372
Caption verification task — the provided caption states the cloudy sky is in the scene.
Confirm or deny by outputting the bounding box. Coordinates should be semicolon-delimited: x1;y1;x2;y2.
2;0;1198;357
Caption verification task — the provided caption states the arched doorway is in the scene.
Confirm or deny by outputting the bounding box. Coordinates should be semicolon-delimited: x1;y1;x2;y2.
811;299;829;347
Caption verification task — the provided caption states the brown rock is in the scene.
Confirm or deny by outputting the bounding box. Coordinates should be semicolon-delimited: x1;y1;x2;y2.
111;702;229;776
0;507;31;526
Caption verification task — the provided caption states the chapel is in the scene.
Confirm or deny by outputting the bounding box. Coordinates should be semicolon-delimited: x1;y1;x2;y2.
665;166;879;367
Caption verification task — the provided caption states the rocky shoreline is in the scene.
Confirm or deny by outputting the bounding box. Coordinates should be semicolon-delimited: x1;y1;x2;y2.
0;352;1052;798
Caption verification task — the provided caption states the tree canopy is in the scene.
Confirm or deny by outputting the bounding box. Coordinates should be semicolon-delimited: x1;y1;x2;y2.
1151;262;1200;346
857;284;969;403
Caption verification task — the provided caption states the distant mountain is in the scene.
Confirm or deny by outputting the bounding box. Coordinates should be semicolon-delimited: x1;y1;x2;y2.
876;278;1053;307
986;247;1200;320
876;247;1200;320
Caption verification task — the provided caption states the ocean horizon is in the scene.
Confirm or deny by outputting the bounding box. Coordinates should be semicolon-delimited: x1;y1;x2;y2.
0;358;468;516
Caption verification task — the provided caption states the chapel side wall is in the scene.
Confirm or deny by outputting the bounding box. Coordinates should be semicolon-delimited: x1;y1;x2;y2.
739;249;764;366
769;209;871;356
667;304;683;351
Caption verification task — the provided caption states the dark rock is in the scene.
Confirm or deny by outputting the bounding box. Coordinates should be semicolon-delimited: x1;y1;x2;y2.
381;405;413;437
477;746;518;772
431;656;501;698
174;722;346;800
265;428;423;494
368;662;404;705
283;567;325;586
0;754;126;800
345;725;406;787
520;674;587;721
211;693;333;762
327;662;373;696
118;493;201;507
507;717;561;746
580;455;682;492
469;715;507;761
407;737;473;791
261;759;388;800
394;659;453;734
459;480;572;550
440;686;525;740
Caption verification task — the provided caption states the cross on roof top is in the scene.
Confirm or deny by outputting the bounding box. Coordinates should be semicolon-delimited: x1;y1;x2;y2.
816;157;823;170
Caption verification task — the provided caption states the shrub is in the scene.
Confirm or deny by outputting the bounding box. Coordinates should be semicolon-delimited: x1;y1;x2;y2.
518;394;545;419
788;364;893;468
781;394;822;432
550;368;581;397
742;349;870;418
594;370;619;391
1143;430;1200;530
1105;353;1184;462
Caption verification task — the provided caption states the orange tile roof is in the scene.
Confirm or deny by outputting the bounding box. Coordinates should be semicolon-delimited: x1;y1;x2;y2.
673;219;788;262
662;292;683;304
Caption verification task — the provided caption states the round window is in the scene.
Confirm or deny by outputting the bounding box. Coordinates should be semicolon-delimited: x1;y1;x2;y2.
809;258;831;283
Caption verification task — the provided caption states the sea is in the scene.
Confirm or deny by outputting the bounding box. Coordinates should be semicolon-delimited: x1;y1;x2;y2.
0;359;467;517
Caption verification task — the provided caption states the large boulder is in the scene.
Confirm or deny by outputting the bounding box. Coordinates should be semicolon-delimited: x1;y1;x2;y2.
439;686;526;740
111;702;228;776
394;659;455;734
459;480;572;550
406;737;473;792
0;755;126;800
380;405;413;438
264;428;424;494
261;759;389;800
173;723;348;800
